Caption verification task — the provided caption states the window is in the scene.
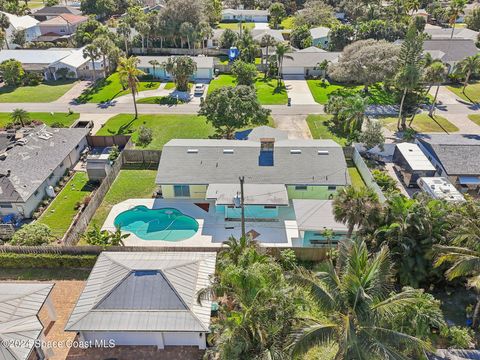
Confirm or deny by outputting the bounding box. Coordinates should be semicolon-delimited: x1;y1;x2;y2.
328;186;336;191
0;204;12;208
173;185;190;197
264;205;276;209
295;185;307;191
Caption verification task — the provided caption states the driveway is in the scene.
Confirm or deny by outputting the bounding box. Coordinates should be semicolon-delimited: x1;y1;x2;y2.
254;22;269;29
273;115;312;139
283;76;317;105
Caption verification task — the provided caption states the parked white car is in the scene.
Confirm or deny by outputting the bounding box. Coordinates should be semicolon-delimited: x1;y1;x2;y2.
194;84;205;95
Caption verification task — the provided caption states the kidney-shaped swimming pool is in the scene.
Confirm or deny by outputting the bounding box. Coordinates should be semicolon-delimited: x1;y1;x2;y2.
114;205;199;241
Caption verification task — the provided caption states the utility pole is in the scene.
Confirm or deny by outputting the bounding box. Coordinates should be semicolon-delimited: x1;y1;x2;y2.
239;176;245;239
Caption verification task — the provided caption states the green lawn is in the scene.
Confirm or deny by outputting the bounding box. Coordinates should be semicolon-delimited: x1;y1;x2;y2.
306;114;349;146
164;82;176;90
208;74;287;104
96;114;216;149
468;114;480;126
307;80;397;105
87;170;158;233
382;114;459;133
447;82;480;103
77;73;160;103
137;96;186;105
280;16;295;29
0;112;79;128
0;80;77;103
348;166;366;190
217;22;255;30
37;172;96;239
0;268;92;280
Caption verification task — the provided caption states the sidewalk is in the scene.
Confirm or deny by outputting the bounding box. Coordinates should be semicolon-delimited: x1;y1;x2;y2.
54;81;91;104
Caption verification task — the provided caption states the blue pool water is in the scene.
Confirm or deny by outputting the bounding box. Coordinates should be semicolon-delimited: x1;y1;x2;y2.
114;206;199;241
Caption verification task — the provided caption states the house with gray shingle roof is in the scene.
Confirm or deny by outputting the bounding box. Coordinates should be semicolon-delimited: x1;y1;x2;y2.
0;283;55;360
65;252;216;350
137;56;214;80
221;8;269;22
0;126;89;218
422;39;479;72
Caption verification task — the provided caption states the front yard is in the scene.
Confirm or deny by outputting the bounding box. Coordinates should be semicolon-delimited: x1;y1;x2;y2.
208;74;287;105
217;22;255;30
0;112;79;128
0;80;77;103
306;114;349;146
307;80;398;105
76;72;160;103
96;114;215;149
87;170;158;234
37;172;96;239
447;82;480;103
381;114;459;133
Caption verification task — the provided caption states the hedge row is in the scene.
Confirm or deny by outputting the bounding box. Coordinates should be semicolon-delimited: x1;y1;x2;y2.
0;252;98;268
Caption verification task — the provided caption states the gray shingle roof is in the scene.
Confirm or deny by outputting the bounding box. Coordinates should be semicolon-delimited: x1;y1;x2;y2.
425;27;479;41
423;39;479;62
156;138;350;186
417;134;480;176
247;126;288;142
137;55;214;69
0;283;53;360
0;126;88;203
282;51;340;67
65;252;217;332
33;5;82;16
222;8;269;16
293;199;348;232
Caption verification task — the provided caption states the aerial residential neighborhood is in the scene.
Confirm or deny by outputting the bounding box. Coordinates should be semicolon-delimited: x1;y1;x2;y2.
1;0;480;359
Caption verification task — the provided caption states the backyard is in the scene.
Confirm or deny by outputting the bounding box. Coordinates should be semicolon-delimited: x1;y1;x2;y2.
86;170;158;235
0;112;79;128
0;80;77;103
76;72;160;103
447;82;480;103
208;74;287;105
306;114;348;146
348;165;366;190
37;172;96;239
381;114;459;133
307;80;398;105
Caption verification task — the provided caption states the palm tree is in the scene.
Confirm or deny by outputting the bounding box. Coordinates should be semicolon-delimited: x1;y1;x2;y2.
162;56;197;92
274;42;292;86
405;0;420;15
396;63;421;130
10;108;30;127
315;59;330;82
338;94;369;133
117;56;145;119
457;54;480;94
291;239;441;359
260;34;277;78
148;59;160;79
197;21;212;51
135;18;150;54
93;35;115;78
109;226;129;246
117;19;131;55
83;43;100;81
236;29;259;64
0;13;10;49
333;186;382;238
424;62;447;116
448;0;467;39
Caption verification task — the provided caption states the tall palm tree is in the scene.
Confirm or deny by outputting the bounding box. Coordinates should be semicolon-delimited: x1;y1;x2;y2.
236;29;259;64
291;239;440;359
0;13;10;49
274;42;292;86
260;34;277;78
448;0;467;39
197;21;212;51
117;56;145;119
315;59;330;82
338;94;369;133
457;54;480;94
406;0;420;15
93;35;115;78
83;43;100;81
10;108;30;127
332;186;382;238
117;19;131;55
424;62;447;116
148;59;160;79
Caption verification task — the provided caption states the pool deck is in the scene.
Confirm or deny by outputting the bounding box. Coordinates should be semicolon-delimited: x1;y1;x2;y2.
102;199;302;247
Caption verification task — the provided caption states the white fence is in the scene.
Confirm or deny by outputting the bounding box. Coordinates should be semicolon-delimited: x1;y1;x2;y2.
352;147;387;203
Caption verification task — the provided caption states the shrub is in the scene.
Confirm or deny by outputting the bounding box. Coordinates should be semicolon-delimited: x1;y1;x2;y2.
372;169;398;193
22;72;43;86
0;252;97;268
50;121;66;128
108;145;120;161
440;325;474;349
137;125;153;146
10;223;53;246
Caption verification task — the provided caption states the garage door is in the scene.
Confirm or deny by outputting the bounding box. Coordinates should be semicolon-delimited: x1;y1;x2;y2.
282;67;305;76
196;68;212;80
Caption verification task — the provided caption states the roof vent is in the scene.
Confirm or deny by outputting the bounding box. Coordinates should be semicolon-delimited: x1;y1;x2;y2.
187;149;199;154
0;152;7;161
290;149;302;154
318;150;329;155
16;138;28;146
223;149;234;154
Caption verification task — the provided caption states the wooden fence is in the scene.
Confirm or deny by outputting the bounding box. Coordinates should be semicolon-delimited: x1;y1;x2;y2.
123;149;162;167
87;135;132;148
0;244;328;261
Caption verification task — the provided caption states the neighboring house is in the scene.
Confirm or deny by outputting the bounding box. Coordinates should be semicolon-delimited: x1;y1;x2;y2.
137;56;214;80
0;126;89;218
427;349;480;360
393;142;436;187
297;46;327;53
0;283;56;360
310;26;330;48
206;28;284;49
38;13;88;41
221;8;269;22
65;252;216;350
422;39;479;72
425;27;479;41
416;134;480;192
0;48;106;80
281;50;340;77
154;126;351;246
32;5;82;21
0;11;40;48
